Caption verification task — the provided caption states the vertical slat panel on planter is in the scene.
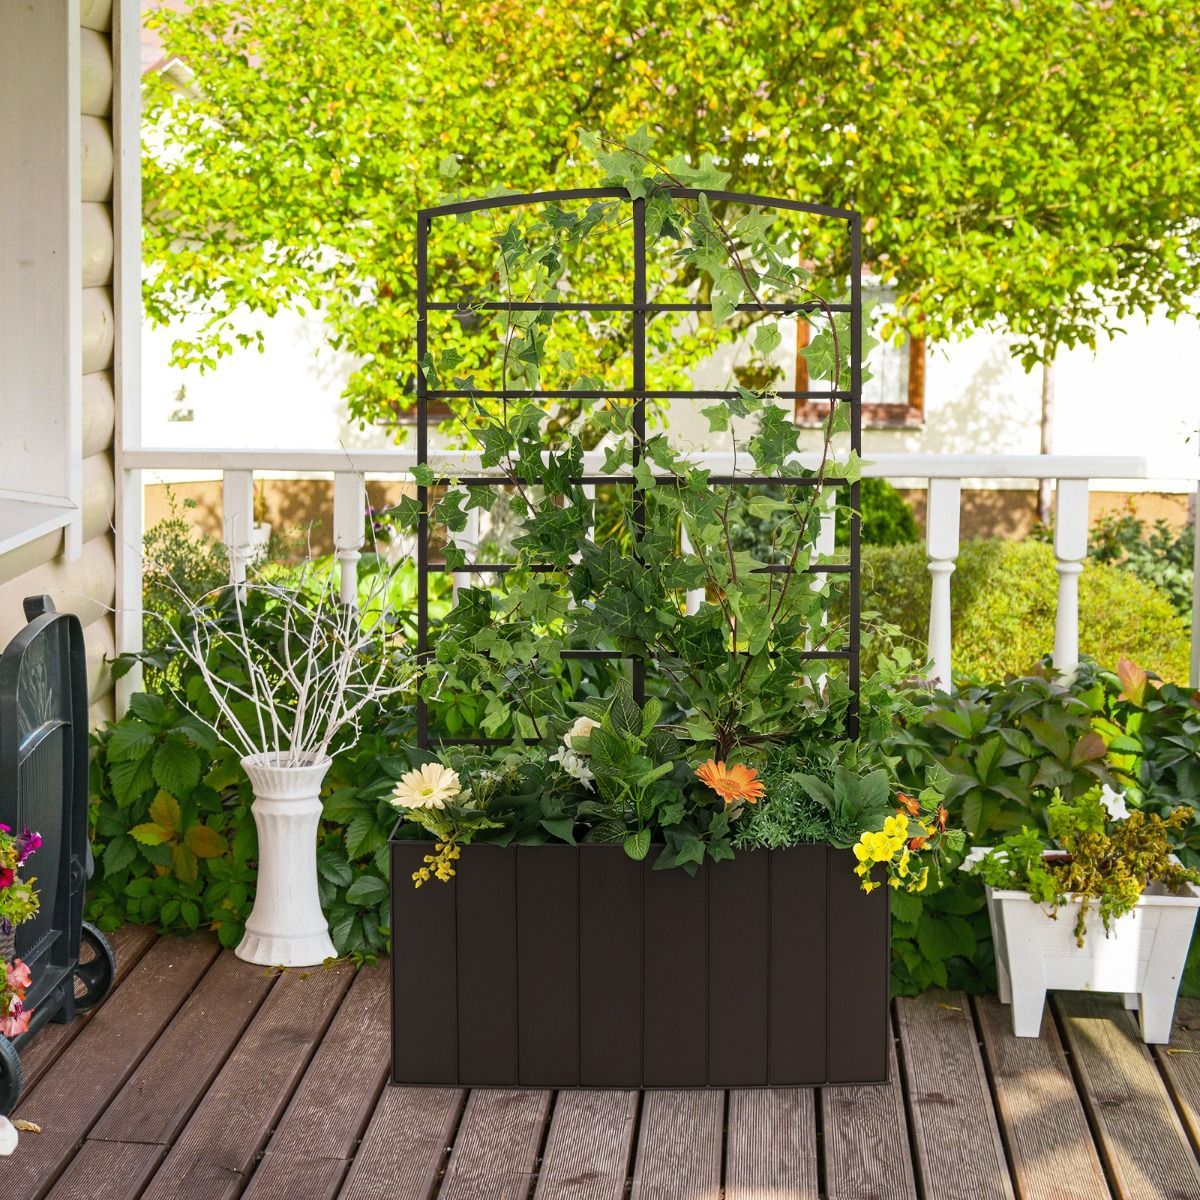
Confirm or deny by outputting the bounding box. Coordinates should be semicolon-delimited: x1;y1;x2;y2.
578;847;642;1086
769;844;828;1084
456;846;518;1084
516;844;579;1086
826;848;890;1083
708;851;769;1085
391;841;457;1083
643;855;707;1086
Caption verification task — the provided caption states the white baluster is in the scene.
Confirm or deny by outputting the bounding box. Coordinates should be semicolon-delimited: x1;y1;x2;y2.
222;470;255;592
452;505;482;606
811;505;838;687
1192;478;1199;689
1053;478;1089;679
680;520;704;616
333;472;365;606
926;477;962;691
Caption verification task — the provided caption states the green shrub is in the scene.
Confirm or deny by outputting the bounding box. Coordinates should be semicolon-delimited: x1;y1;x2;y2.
1090;510;1194;619
860;538;1192;683
836;477;920;548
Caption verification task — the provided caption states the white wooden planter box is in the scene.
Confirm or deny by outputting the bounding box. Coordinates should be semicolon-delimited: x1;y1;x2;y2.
987;870;1200;1043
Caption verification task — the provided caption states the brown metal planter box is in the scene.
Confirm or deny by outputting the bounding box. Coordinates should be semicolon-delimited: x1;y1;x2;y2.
390;841;889;1088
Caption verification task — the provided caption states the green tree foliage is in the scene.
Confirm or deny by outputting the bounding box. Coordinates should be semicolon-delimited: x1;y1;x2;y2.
144;1;1200;425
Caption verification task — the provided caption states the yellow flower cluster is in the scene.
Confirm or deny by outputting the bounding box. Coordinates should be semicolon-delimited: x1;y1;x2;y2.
852;813;930;895
412;839;461;887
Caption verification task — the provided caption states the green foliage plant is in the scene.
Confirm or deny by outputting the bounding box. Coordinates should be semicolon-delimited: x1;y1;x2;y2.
970;789;1200;945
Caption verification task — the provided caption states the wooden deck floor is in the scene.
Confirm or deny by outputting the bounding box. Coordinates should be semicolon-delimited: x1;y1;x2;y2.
7;928;1200;1199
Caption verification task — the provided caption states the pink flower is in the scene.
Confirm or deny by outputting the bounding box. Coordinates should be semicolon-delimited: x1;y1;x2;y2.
0;1004;30;1037
17;829;40;863
0;868;12;890
7;960;31;991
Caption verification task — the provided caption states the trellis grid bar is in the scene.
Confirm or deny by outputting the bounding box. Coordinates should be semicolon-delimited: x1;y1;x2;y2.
414;187;862;748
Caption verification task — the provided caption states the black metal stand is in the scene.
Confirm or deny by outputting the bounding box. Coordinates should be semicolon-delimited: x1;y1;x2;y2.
0;597;116;1115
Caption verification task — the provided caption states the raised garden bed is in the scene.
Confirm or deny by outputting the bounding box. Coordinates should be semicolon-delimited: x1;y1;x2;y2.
390;841;889;1088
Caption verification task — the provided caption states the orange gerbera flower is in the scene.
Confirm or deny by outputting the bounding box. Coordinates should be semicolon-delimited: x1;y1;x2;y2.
695;760;765;806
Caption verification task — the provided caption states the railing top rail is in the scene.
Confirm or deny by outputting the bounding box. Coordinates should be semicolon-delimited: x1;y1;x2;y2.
122;448;1200;481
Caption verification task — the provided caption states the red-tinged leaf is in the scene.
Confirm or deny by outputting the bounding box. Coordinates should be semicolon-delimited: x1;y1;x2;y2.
1117;658;1148;707
1071;731;1107;766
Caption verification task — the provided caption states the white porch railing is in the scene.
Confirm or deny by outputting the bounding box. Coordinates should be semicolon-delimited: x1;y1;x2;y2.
115;450;1200;708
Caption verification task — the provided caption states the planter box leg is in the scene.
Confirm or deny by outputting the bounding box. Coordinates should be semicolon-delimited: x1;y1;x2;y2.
996;953;1012;1005
1124;993;1139;1011
1008;979;1046;1036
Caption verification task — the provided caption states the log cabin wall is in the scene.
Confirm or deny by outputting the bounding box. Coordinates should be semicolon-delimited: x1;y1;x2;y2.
0;0;120;726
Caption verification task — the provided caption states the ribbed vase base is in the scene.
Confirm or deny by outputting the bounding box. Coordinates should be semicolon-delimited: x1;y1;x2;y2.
236;928;337;968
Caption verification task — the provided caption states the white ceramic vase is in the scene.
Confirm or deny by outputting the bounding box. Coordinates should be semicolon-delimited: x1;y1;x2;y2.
236;752;337;967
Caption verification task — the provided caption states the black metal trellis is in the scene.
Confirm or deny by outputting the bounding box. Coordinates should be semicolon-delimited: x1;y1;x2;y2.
413;187;862;748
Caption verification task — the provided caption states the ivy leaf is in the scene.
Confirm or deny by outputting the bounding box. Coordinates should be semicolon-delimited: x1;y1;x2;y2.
632;459;656;491
754;322;782;355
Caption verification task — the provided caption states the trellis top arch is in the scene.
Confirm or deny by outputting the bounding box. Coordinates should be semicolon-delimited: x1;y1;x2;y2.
418;186;859;225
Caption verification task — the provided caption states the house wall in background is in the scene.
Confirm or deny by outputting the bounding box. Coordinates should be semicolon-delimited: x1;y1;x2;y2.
0;0;122;724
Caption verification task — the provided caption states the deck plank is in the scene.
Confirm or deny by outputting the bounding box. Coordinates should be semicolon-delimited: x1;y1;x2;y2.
629;1089;723;1200
8;935;220;1200
1153;998;1200;1157
240;963;392;1200
45;951;278;1200
974;993;1111;1200
18;924;158;1095
138;961;355;1200
337;1087;464;1200
533;1090;639;1200
725;1088;818;1200
1056;992;1200;1200
437;1089;553;1200
896;990;1016;1200
822;1015;918;1200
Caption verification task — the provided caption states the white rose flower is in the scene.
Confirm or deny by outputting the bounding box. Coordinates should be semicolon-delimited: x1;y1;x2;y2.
391;762;463;810
550;745;596;790
1099;784;1130;822
563;716;600;751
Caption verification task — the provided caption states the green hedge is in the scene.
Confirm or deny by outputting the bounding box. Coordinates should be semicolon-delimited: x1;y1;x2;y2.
861;539;1192;683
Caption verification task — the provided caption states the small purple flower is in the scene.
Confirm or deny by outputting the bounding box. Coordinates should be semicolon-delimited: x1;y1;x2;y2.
0;919;10;936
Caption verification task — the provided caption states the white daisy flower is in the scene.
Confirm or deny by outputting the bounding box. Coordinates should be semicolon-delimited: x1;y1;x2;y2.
391;762;463;810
